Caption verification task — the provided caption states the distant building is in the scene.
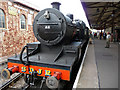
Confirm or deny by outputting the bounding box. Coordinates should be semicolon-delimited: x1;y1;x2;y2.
0;0;39;57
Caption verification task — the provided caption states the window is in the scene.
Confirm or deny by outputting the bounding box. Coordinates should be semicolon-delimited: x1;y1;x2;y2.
20;15;26;29
0;9;5;28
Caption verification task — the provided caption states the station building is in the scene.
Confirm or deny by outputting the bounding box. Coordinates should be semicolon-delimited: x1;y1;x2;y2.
0;0;39;57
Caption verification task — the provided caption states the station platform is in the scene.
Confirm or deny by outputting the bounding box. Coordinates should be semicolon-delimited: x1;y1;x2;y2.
74;39;118;89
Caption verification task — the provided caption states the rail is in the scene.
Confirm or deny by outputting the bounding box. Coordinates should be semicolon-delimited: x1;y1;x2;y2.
0;73;23;90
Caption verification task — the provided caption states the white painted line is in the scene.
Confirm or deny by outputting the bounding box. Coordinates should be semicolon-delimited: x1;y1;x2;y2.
72;43;89;89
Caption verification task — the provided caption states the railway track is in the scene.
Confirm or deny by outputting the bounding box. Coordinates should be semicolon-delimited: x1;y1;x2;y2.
0;73;23;90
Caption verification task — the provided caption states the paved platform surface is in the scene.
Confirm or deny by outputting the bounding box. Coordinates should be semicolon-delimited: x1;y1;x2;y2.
77;43;99;88
76;39;118;88
94;39;118;88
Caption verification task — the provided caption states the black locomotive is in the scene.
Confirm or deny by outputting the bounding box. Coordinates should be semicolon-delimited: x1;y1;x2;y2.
2;2;89;89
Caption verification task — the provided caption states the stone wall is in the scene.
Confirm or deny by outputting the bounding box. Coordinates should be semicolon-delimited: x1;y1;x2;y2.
0;1;38;57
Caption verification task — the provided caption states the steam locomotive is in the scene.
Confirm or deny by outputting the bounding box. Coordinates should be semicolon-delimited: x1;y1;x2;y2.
1;2;89;89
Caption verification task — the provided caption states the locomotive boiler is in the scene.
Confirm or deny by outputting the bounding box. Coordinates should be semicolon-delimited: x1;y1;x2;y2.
1;2;89;89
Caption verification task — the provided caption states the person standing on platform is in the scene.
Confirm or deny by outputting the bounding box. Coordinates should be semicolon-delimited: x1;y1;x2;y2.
100;32;102;40
89;32;93;44
105;32;111;48
103;32;107;40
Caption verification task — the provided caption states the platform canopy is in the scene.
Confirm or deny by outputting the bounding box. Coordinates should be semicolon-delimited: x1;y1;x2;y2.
81;1;120;30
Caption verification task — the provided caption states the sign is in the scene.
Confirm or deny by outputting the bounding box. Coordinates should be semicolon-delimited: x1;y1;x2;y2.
8;6;17;16
21;66;51;76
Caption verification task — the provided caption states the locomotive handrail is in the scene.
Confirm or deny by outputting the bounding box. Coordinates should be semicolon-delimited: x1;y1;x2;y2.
20;45;29;66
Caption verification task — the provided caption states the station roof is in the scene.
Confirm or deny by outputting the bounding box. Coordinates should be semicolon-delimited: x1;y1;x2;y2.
81;1;120;30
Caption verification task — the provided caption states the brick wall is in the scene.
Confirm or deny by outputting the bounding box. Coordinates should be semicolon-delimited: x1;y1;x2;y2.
0;1;38;57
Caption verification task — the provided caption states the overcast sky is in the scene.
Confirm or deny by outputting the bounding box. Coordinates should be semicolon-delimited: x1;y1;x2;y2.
20;0;90;28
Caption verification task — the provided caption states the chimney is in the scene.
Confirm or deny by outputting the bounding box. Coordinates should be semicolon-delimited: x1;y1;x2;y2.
51;2;61;10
